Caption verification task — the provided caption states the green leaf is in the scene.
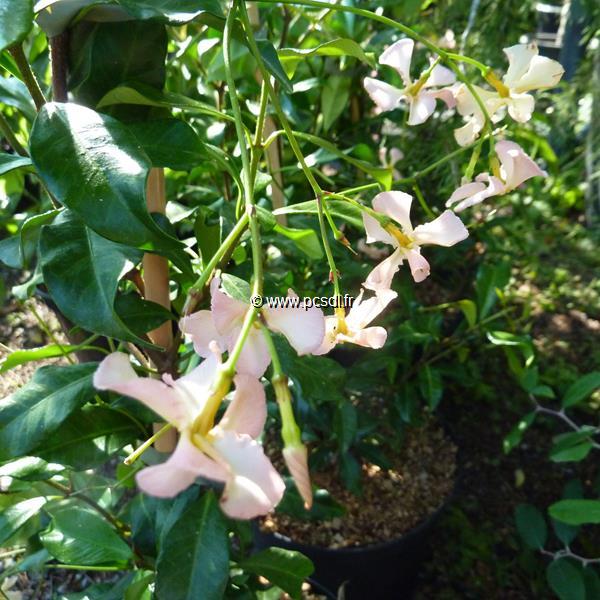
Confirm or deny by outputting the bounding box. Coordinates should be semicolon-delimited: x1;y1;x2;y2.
276;486;345;522
20;209;60;268
68;19;167;108
39;212;162;346
0;363;97;462
549;500;600;526
0;153;32;176
126;119;205;171
0;343;97;374
239;548;314;600
0;0;33;52
36;1;117;37
156;492;229;600
41;504;133;566
503;411;536;453
0;496;46;545
97;82;234;123
562;372;600;408
117;0;224;22
475;261;510;319
273;223;323;259
515;504;547;549
220;273;251;303
321;75;350;131
457;299;476;327
30;102;181;251
279;38;375;77
36;405;139;469
334;402;357;454
114;293;174;337
274;199;363;229
0;75;37;120
550;429;597;463
583;567;600;599
418;365;443;410
194;211;221;268
0;456;64;481
257;39;292;94
546;559;586;600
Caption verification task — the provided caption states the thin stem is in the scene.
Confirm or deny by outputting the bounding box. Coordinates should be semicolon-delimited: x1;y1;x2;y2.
0;112;28;156
262;325;283;378
124;424;173;465
412;182;435;219
446;52;490;75
222;305;259;376
45;564;125;572
9;44;46;111
29;302;75;364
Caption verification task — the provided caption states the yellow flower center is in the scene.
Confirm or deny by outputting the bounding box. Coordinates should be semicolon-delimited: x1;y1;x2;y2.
386;223;414;248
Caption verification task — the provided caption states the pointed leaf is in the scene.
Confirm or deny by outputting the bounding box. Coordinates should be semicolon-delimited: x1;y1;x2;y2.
0;363;97;461
546;559;585;600
0;0;33;52
0;497;46;545
0;153;32;176
549;500;600;526
562;372;600;408
257;39;292;94
515;504;547;549
0;76;36;120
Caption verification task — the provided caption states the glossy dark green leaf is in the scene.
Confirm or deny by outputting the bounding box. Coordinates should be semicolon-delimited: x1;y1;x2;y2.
0;363;97;461
0;343;97;374
194;211;221;268
549;500;600;525
274;199;363;228
156;492;229;600
273;223;323;259
257;39;292;94
127;119;205;171
36;1;119;37
0;0;33;52
503;411;536;453
321;75;350;131
0;456;64;481
97;82;233;123
418;365;443;410
220;272;251;303
0;76;37;120
117;0;223;22
276;487;345;522
41;504;132;566
546;559;585;600
0;153;32;175
515;504;547;549
562;372;600;408
475;261;510;319
39;212;163;346
0;496;46;545
20;209;60;268
36;405;140;469
334;402;357;454
550;428;597;463
114;293;174;336
68;20;167;108
30;102;181;251
240;548;314;600
279;38;375;77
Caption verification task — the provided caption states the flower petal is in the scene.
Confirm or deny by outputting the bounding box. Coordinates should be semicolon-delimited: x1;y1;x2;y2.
506;93;535;123
412;210;469;247
339;325;388;349
379;38;414;86
430;87;457;109
211;279;247;337
232;326;271;377
179;310;223;357
346;289;396;330
497;140;547;190
173;352;221;416
503;42;538;88
372;191;413;232
136;434;228;498
218;374;266;438
94;353;193;429
446;176;505;212
510;55;564;93
407;92;436;126
363;247;405;292
363;77;404;113
424;63;455;87
404;248;431;283
311;316;338;356
262;291;326;355
362;212;395;245
211;430;286;519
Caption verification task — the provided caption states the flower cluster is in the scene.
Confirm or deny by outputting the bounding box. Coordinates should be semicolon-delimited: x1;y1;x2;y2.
93;38;563;521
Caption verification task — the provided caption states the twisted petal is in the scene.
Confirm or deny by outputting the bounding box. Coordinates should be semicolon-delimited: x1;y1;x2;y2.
363;77;404;113
363;212;395;245
506;93;535;123
339;326;388;349
363;247;404;292
136;434;228;498
429;87;457;109
425;63;456;87
503;42;538;88
180;310;223;357
262;291;326;355
379;38;414;86
496;140;547;190
504;43;564;92
446;176;505;212
211;278;247;336
372;191;413;232
311;316;338;356
94;353;194;429
346;289;396;331
412;210;469;247
211;430;286;519
404;248;431;283
407;92;436;126
232;325;271;378
218;374;266;439
283;445;313;509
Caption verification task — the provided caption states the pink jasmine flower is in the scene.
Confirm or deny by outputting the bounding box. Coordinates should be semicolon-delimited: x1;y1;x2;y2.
446;140;547;211
94;352;285;519
362;191;469;289
454;43;564;146
180;277;325;377
313;288;397;355
364;39;456;126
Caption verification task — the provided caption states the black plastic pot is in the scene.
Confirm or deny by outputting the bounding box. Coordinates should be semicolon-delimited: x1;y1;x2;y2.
253;496;452;600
